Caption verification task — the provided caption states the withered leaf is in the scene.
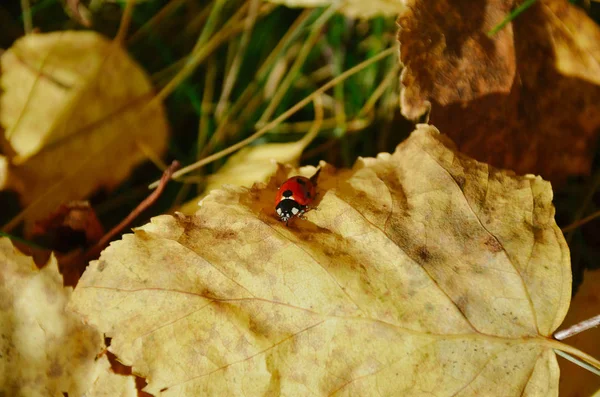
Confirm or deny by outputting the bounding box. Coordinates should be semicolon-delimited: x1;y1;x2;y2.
398;0;600;183
0;31;169;231
0;237;103;396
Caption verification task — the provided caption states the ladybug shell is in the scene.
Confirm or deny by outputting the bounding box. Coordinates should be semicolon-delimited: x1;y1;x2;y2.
274;176;316;207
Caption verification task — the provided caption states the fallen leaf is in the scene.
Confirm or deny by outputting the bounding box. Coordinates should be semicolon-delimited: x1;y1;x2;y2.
265;0;406;18
83;356;137;397
0;31;169;231
398;0;600;184
0;237;104;396
558;269;600;397
70;125;589;396
32;201;104;251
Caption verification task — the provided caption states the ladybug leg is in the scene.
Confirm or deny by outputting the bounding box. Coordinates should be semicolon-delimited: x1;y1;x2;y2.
297;208;308;220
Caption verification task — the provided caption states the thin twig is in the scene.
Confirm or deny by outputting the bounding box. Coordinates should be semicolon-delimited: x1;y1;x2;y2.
566;168;600;242
562;209;600;233
554;314;600;340
85;161;179;260
127;0;186;46
149;46;396;188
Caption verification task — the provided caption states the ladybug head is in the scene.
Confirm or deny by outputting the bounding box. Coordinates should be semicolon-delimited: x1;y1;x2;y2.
276;199;304;223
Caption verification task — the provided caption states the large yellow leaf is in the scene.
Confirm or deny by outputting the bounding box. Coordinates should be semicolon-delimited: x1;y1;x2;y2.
0;237;104;396
70;125;590;396
0;31;169;230
398;0;600;184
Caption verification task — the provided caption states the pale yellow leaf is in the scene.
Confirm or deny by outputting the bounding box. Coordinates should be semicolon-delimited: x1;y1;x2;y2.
0;31;168;230
83;356;137;397
265;0;407;18
70;125;583;396
0;237;104;396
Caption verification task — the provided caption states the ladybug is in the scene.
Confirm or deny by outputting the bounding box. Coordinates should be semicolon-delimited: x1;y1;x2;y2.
275;168;321;224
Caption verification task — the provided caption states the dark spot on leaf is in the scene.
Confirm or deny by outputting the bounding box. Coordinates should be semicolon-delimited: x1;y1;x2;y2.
455;296;469;316
417;246;430;261
455;175;466;189
48;360;62;377
483;236;502;253
97;260;106;272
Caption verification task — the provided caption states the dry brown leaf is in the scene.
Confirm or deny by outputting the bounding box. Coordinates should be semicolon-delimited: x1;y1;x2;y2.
265;0;406;18
0;237;104;396
0;31;169;231
398;0;600;184
70;124;593;396
558;269;600;397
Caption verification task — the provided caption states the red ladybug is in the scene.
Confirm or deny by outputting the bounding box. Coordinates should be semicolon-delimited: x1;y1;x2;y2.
275;168;321;224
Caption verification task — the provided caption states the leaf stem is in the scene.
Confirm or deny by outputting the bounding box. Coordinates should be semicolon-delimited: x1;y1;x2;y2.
554;349;600;377
544;338;600;374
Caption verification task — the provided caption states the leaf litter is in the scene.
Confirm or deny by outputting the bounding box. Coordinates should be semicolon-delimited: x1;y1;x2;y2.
0;31;169;233
0;237;136;397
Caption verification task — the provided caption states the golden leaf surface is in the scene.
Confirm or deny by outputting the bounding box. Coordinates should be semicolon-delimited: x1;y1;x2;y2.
265;0;406;18
398;0;600;184
0;31;169;229
70;125;581;396
0;237;104;396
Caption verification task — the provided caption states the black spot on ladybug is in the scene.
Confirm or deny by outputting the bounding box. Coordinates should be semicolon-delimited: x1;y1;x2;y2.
282;189;293;198
306;192;311;198
296;178;307;185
